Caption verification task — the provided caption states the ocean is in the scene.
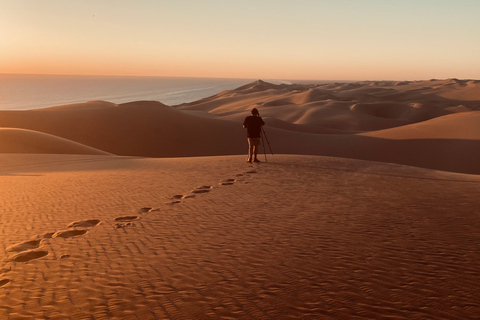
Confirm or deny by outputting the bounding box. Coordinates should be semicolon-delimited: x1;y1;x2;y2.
0;74;257;110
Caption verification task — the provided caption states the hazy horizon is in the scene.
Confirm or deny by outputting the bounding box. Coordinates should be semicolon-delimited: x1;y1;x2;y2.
1;73;475;83
1;1;479;80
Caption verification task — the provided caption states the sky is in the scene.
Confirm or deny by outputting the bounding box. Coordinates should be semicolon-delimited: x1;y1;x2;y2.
1;0;479;80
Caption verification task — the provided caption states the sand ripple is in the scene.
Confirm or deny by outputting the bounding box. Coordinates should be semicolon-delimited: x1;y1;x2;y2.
1;154;479;319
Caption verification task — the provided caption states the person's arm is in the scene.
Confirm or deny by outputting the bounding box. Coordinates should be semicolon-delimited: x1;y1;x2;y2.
243;118;248;128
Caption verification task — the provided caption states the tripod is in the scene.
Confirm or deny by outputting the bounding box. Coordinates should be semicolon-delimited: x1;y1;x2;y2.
261;126;273;162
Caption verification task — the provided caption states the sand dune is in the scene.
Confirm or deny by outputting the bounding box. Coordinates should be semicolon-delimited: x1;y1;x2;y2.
0;128;111;155
361;111;480;140
178;79;478;128
268;111;480;174
0;101;245;157
1;79;480;174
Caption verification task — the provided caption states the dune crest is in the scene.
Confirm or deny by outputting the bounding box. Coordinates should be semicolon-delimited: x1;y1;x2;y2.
39;100;118;111
233;79;284;92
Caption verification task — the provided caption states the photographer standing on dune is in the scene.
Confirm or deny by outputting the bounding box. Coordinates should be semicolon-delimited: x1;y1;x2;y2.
243;108;265;163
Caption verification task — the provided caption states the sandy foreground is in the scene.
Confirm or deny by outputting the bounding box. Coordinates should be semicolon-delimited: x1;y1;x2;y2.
1;154;480;320
1;79;480;319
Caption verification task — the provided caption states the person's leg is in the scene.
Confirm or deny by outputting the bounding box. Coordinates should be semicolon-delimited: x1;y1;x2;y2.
247;139;253;162
253;138;260;161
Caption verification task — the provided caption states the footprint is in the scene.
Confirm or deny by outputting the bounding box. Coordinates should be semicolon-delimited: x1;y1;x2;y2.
220;179;236;186
114;216;140;222
52;229;88;239
192;190;210;194
165;200;182;206
247;170;257;174
172;195;184;199
12;250;48;262
0;279;10;287
6;239;42;253
138;207;153;213
67;219;100;228
192;186;213;194
60;254;71;259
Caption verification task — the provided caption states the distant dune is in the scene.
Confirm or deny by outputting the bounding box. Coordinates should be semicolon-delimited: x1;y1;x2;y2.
1;79;479;173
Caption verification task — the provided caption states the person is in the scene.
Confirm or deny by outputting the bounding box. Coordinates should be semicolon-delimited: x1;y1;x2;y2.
243;108;265;163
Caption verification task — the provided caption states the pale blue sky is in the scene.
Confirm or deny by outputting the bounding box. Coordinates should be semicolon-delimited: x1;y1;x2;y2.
1;0;479;79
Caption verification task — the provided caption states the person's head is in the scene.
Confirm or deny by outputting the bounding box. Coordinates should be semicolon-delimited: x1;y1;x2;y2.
251;108;259;116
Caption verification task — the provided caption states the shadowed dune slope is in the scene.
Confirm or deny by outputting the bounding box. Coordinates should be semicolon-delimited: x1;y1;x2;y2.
0;101;247;157
0;128;111;155
265;112;480;174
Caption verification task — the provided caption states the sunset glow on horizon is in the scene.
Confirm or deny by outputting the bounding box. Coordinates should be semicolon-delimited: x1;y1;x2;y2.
1;0;479;80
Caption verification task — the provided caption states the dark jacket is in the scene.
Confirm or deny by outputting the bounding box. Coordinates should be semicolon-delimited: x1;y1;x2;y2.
243;115;265;138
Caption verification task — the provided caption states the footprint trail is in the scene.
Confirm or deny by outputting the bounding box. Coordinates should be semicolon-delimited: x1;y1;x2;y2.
1;218;102;284
2;163;262;290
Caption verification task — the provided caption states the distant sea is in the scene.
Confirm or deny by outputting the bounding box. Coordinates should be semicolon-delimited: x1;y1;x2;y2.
0;74;258;110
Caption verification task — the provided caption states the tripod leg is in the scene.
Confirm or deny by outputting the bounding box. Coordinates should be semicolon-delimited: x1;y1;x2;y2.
261;133;267;162
261;127;273;155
